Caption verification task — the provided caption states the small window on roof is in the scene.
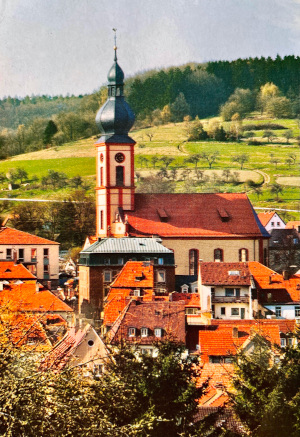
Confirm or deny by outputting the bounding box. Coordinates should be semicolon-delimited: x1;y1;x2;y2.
154;328;162;338
217;207;230;222
141;328;148;337
128;327;136;337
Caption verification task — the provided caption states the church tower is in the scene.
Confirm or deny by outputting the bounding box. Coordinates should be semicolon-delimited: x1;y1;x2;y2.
95;39;135;238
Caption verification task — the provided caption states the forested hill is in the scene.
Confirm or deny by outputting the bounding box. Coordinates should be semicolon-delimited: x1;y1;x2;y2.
126;55;300;119
0;55;299;158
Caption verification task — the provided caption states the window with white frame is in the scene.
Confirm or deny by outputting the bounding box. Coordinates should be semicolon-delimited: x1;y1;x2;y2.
104;270;112;282
280;337;286;347
295;306;300;317
141;328;148;337
275;306;282;317
154;328;162;338
128;327;136;337
288;338;293;347
133;289;141;297
157;270;166;283
6;248;12;260
231;308;239;316
221;307;226;315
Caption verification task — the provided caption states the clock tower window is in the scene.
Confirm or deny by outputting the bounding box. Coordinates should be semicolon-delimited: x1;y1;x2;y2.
116;166;124;186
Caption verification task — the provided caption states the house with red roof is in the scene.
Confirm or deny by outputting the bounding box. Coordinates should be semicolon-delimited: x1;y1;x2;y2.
192;319;297;361
0;260;37;284
103;260;175;332
198;262;254;321
107;299;186;355
0;227;59;288
249;261;300;321
257;210;285;232
0;281;74;327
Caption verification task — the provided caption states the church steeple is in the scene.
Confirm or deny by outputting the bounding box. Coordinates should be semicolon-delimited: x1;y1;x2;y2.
95;33;136;238
95;31;135;143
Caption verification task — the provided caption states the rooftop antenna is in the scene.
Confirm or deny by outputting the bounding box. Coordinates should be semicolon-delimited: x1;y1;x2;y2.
113;28;117;61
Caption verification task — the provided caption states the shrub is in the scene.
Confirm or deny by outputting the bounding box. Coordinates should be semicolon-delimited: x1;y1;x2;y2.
243;123;287;131
247;140;264;146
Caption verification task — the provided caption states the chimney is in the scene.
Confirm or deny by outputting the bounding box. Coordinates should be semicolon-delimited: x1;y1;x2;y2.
282;270;289;280
232;327;239;338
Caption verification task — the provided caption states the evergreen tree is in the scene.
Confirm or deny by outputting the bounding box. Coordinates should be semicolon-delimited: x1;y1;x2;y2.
43;120;58;145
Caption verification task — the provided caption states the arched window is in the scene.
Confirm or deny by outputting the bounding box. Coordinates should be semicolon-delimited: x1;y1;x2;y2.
214;248;223;262
189;249;199;275
239;248;249;262
116;166;124;186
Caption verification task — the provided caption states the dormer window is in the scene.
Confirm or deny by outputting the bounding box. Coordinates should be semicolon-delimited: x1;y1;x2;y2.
154;328;162;338
217;207;230;222
157;208;169;222
141;328;148;337
128;327;136;337
133;289;141;297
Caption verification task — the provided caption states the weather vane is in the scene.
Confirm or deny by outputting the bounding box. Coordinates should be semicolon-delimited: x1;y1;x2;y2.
113;28;117;60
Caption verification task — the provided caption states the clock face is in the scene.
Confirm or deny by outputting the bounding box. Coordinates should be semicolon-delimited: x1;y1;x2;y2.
115;152;125;163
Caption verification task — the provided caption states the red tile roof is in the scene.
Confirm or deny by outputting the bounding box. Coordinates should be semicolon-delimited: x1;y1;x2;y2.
249;261;300;303
257;211;277;227
0;227;58;245
0;261;36;280
126;193;267;238
200;262;251;286
198;363;234;407
111;261;154;288
198;319;297;363
171;292;200;307
0;282;73;313
108;300;186;344
285;220;300;230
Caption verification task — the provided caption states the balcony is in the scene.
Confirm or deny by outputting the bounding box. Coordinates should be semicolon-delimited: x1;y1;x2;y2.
212;295;249;304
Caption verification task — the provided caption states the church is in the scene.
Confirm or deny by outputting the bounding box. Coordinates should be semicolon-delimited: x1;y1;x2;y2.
78;46;269;317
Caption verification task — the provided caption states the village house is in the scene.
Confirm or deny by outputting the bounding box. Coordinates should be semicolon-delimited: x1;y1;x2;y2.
41;323;110;374
257;210;286;232
102;260;175;333
79;237;175;318
0;227;59;288
107;299;186;356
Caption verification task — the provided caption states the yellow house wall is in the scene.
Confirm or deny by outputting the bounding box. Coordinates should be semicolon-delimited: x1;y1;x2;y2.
162;238;268;275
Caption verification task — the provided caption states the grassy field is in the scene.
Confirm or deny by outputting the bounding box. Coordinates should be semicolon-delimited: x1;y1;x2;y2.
0;116;299;219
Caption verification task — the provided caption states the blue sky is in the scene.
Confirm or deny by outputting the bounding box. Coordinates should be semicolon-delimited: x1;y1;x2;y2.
0;0;299;98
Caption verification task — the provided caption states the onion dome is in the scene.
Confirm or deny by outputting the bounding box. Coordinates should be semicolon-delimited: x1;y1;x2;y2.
95;46;135;143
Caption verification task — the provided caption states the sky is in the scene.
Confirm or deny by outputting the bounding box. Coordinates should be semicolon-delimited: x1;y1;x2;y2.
0;0;299;99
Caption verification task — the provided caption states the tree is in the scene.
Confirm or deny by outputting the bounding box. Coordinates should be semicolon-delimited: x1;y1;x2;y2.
283;129;293;144
285;158;293;169
263;130;276;143
184;154;202;169
230;333;300;437
11;203;45;235
160;156;175;169
265;96;293;118
288;153;297;165
257;82;280;114
137;175;175;193
15;167;28;184
231;153;249;169
270;157;280;169
202;151;220;169
220;88;255;120
222;169;231;182
70;175;83;188
270;183;283;201
43;120;58;145
186;117;208;141
170;92;191;122
151;155;159;169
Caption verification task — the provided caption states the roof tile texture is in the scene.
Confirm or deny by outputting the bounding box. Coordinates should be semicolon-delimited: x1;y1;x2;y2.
126;193;266;237
0;227;58;245
200;262;251;286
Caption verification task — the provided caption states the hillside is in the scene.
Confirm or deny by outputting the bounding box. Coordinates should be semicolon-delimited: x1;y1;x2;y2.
0;116;298;221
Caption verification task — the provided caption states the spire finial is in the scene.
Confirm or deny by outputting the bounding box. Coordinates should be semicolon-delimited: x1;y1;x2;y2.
113;28;117;61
